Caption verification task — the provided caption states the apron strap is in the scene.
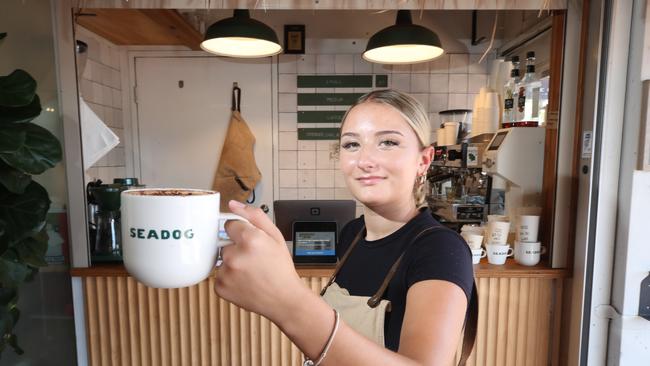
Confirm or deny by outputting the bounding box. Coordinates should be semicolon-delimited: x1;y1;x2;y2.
367;226;445;308
319;226;365;296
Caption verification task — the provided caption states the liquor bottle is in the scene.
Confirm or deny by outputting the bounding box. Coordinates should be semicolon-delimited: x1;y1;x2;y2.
516;51;542;123
503;56;520;125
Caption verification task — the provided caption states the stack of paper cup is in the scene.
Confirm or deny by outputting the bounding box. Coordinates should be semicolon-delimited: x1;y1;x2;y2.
436;126;445;145
471;87;500;136
443;122;460;145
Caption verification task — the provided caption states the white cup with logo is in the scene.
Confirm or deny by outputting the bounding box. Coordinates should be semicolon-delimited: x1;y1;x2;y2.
514;241;546;266
486;244;514;265
487;221;510;245
471;248;487;264
463;234;484;250
121;188;245;288
516;215;540;242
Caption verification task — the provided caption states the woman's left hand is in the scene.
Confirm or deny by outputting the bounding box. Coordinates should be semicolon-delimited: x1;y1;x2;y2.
214;200;309;324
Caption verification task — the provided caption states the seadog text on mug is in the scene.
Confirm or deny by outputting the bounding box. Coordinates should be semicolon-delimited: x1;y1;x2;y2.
121;188;245;288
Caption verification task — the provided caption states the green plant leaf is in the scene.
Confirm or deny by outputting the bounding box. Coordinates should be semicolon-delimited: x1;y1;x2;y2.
0;123;61;175
0;70;36;107
0;161;31;194
0;124;26;154
0;181;50;243
0;288;16;307
0;94;41;124
14;235;48;268
6;333;24;355
0;256;31;288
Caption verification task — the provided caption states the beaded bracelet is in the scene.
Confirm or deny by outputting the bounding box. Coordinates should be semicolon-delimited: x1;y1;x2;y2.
303;309;340;366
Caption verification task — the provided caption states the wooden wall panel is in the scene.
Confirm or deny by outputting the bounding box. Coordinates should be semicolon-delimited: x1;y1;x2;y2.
84;275;562;366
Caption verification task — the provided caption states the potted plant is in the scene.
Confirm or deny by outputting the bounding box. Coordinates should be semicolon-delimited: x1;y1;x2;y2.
0;32;63;357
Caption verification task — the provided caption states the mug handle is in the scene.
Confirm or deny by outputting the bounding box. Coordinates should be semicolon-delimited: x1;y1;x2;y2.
481;248;487;258
540;246;547;255
218;213;248;246
507;248;514;257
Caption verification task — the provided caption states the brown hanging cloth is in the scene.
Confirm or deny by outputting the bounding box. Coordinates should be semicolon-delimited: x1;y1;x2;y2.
212;83;262;211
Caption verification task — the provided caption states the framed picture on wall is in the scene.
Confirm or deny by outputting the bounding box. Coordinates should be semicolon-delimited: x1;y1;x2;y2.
284;25;305;54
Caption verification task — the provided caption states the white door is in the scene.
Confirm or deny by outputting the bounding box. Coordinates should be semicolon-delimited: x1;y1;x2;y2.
133;56;274;210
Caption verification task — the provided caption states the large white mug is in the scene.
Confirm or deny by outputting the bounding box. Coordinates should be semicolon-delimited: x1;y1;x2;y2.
121;188;244;288
514;241;546;266
486;244;513;265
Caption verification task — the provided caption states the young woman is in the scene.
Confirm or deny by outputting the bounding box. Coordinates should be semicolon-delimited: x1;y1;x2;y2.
214;89;475;366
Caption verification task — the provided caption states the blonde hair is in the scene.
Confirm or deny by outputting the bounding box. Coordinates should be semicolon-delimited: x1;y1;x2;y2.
339;89;431;207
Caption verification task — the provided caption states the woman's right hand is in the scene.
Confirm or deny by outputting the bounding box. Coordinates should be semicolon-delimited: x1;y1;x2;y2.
213;200;311;324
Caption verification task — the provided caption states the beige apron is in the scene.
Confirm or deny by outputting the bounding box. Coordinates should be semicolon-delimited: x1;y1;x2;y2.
320;225;479;366
212;85;261;211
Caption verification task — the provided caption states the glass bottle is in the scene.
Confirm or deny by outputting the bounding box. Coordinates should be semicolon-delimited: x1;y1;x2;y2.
94;209;121;257
517;51;542;123
503;56;520;125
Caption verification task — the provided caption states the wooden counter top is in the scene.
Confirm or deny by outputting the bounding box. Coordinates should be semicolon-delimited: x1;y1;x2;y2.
71;259;569;279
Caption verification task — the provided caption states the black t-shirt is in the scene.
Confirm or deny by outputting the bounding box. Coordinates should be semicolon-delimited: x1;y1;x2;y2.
335;207;474;351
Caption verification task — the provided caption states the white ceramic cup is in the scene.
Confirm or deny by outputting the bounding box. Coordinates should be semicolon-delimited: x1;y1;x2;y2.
486;244;514;265
121;188;245;288
514;241;546;266
487;220;510;245
517;215;540;242
443;122;460;145
463;234;484;250
471;248;487;264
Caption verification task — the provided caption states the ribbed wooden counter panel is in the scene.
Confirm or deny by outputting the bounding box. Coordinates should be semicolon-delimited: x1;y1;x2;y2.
71;261;568;366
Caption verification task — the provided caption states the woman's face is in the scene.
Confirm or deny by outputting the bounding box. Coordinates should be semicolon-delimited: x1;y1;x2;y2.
339;102;432;209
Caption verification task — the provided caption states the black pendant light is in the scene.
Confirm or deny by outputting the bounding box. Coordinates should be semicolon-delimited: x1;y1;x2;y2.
201;9;282;58
363;10;444;64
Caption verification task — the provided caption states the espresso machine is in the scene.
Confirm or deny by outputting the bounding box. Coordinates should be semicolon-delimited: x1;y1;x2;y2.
482;127;546;222
427;140;491;229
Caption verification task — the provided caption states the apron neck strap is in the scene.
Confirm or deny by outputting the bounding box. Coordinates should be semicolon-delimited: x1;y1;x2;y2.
320;226;365;296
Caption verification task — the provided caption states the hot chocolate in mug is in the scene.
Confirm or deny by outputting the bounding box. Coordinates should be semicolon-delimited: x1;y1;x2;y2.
121;188;245;288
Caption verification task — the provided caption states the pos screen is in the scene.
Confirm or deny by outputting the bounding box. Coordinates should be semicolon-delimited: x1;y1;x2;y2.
292;221;337;264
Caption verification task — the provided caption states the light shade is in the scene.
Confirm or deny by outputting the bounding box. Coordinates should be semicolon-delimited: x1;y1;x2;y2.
200;9;282;58
363;10;444;65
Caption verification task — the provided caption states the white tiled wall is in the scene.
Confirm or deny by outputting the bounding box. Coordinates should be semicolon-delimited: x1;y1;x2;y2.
76;27;127;183
277;52;490;215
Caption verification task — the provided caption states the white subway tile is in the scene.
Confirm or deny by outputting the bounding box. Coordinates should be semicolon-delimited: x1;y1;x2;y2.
335;54;354;74
112;89;122;108
102;85;113;107
111;69;121;90
391;74;410;92
429;55;449;73
279;74;297;93
373;62;392;74
429;93;448;113
315;87;334;93
279;169;298;188
316;150;334;169
90;61;103;83
449;54;469;73
298;188;316;200
102;65;112;86
449;74;468;93
429;74;449;93
469;54;488;74
279;188;298;200
100;43;111;66
278;151;297;169
448;94;470;109
334;170;347;188
316;170;335;188
411;61;429;74
278;54;297;74
298;140;316;150
316;140;335;151
80;79;94;101
410;74;430;93
468;74;488;93
279;113;297;132
316;54;335;74
279;132;298;150
103;106;114;127
298;170;316;188
279;93;297;112
297;54;316;74
316;188;335;199
335;188;353;200
110;47;120;70
353;55;373;74
298;150;316;169
113;108;123;128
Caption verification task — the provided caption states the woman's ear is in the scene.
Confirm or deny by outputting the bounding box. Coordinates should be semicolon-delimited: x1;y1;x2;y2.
419;145;434;175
